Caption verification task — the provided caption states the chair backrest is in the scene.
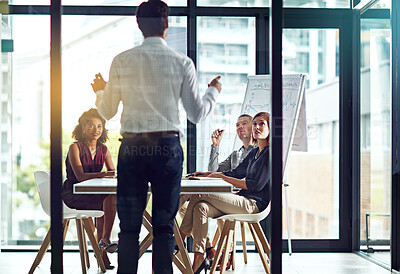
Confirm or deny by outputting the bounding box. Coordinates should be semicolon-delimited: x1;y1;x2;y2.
34;170;51;216
254;203;271;221
34;170;105;220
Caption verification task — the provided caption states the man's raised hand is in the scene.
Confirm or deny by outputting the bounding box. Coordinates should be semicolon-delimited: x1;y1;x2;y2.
91;73;107;93
211;129;224;146
208;76;222;92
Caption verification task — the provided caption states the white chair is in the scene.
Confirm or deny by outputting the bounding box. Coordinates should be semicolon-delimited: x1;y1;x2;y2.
210;204;271;274
29;170;107;274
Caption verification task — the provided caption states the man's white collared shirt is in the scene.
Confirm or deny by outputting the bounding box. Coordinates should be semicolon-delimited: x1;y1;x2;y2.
96;37;219;137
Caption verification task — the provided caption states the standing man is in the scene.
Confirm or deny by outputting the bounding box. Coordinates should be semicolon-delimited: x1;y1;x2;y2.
91;1;221;273
209;114;254;172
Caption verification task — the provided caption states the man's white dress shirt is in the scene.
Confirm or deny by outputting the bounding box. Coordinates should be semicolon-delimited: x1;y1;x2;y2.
96;37;219;137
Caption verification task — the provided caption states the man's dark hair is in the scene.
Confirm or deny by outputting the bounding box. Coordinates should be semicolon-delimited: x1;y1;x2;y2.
238;114;252;120
136;0;169;37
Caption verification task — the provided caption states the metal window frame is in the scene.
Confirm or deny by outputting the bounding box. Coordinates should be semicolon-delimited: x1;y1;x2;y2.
49;2;63;273
282;8;355;252
392;0;400;271
270;1;283;272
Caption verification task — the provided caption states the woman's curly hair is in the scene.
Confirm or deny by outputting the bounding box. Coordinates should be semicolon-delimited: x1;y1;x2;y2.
72;108;108;144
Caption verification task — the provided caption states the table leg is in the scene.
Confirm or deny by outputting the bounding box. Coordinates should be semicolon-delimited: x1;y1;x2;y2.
173;218;194;274
138;195;193;273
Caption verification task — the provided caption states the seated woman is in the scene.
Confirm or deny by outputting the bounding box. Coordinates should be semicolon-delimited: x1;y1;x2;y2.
62;108;117;269
179;112;270;274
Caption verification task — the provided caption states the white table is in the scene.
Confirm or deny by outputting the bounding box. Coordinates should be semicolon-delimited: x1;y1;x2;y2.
74;177;233;195
74;177;233;274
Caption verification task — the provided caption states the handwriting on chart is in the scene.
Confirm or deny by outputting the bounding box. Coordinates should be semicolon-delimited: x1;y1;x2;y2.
244;91;298;113
250;78;299;91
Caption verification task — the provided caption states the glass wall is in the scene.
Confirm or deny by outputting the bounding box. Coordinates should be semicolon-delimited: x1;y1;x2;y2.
197;0;350;8
195;16;256;244
0;15;13;245
359;18;391;266
196;16;256;172
370;0;391;9
11;0;187;6
1;14;187;246
0;3;393;265
11;0;352;8
283;29;340;239
2;15;50;245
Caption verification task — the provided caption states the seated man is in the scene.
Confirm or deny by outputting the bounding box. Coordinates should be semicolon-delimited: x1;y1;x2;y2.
178;114;253;263
208;113;254;172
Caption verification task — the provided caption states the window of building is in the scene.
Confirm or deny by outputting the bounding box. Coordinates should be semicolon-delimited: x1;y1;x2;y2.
283;28;339;239
360;19;391;262
14;0;187;6
196;17;255;173
1;132;7;153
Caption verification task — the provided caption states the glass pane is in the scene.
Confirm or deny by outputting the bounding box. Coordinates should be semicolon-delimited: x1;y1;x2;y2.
62;0;186;6
10;0;352;7
62;15;187;243
197;0;269;7
10;0;187;6
62;15;187;170
198;0;350;8
2;15;50;245
62;15;187;168
283;29;339;239
284;0;349;8
360;18;391;266
371;0;391;9
196;16;256;244
10;0;49;4
2;14;187;246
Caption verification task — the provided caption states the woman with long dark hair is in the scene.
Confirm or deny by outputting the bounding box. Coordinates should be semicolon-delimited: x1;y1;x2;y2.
180;112;271;274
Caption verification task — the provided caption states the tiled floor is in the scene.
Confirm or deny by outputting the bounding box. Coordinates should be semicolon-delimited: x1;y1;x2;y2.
0;251;390;273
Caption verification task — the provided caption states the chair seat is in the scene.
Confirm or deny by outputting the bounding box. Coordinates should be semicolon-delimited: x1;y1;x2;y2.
216;203;270;223
63;204;104;219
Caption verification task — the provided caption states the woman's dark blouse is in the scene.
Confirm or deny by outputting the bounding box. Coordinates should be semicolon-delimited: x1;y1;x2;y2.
223;146;270;211
62;142;108;210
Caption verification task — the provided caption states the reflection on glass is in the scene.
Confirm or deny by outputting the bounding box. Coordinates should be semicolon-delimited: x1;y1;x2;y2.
284;0;349;8
198;0;349;8
196;16;255;171
0;15;12;245
9;0;353;7
198;0;268;7
283;29;339;239
360;19;391;266
5;15;187;245
196;16;255;244
62;15;187;244
10;0;49;4
371;0;391;9
11;0;187;6
3;15;50;244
